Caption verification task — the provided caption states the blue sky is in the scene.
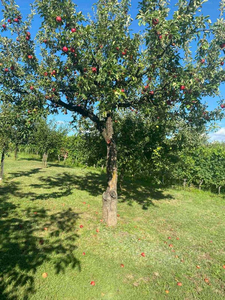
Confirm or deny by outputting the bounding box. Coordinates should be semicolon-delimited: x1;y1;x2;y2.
0;0;224;140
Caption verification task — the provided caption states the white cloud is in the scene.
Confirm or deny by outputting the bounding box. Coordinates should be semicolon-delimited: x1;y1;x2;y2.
56;120;65;125
209;128;225;141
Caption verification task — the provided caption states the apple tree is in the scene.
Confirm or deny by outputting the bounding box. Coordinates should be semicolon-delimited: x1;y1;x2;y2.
0;101;38;180
0;0;225;226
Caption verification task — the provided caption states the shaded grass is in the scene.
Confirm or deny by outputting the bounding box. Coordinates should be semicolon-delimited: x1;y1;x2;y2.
0;154;225;299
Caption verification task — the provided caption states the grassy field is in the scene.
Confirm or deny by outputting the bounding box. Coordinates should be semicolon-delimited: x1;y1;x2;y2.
0;154;225;300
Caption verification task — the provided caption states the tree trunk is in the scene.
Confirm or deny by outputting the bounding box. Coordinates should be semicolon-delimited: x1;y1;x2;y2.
42;153;48;168
0;145;6;181
14;144;19;160
218;186;221;195
102;114;118;226
199;179;203;190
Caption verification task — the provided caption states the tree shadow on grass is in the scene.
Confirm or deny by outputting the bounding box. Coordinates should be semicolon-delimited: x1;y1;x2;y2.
118;178;174;209
8;168;43;179
29;171;174;209
0;181;81;300
18;157;41;162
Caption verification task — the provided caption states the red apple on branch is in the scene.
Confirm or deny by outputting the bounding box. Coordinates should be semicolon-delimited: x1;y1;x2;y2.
92;67;97;73
62;46;68;52
180;85;185;90
71;28;76;33
56;16;62;22
2;24;6;29
152;18;159;26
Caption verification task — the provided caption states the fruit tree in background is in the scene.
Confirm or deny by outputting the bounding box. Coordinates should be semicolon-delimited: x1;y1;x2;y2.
0;0;224;225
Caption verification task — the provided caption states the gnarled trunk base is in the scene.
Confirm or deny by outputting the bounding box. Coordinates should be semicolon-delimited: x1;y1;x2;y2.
102;188;117;226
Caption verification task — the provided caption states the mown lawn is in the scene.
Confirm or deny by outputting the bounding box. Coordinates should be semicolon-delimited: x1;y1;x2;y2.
0;154;224;300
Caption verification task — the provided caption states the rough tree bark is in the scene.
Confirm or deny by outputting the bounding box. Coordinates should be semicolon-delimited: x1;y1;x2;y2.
102;114;118;226
0;144;6;181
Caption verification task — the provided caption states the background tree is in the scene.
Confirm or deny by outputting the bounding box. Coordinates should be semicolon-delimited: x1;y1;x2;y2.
28;118;68;163
0;102;37;180
0;0;225;225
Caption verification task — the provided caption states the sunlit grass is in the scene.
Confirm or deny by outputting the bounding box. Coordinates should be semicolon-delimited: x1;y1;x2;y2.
0;154;224;299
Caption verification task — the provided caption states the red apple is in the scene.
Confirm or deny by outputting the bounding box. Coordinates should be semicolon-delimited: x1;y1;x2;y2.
201;58;205;64
8;19;11;23
43;39;48;43
26;32;31;36
56;16;62;22
92;67;97;73
30;86;34;90
159;35;162;40
116;47;119;51
220;104;225;108
52;88;56;92
71;28;76;33
169;244;173;247
52;70;56;75
4;68;9;72
83;68;87;72
196;265;200;269
82;252;86;255
26;36;30;40
28;55;33;59
14;18;19;22
204;278;209;284
44;72;48;76
2;24;6;29
79;225;83;228
220;43;225;49
96;229;99;232
149;90;154;95
120;264;124;268
152;18;159;26
121;89;125;93
221;61;224;66
141;252;145;257
90;281;95;286
122;51;126;55
62;46;68;52
223;265;225;269
177;282;182;286
10;66;14;70
70;47;75;53
180;85;185;90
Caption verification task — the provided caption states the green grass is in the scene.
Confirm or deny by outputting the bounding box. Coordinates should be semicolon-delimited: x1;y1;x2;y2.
0;154;225;300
